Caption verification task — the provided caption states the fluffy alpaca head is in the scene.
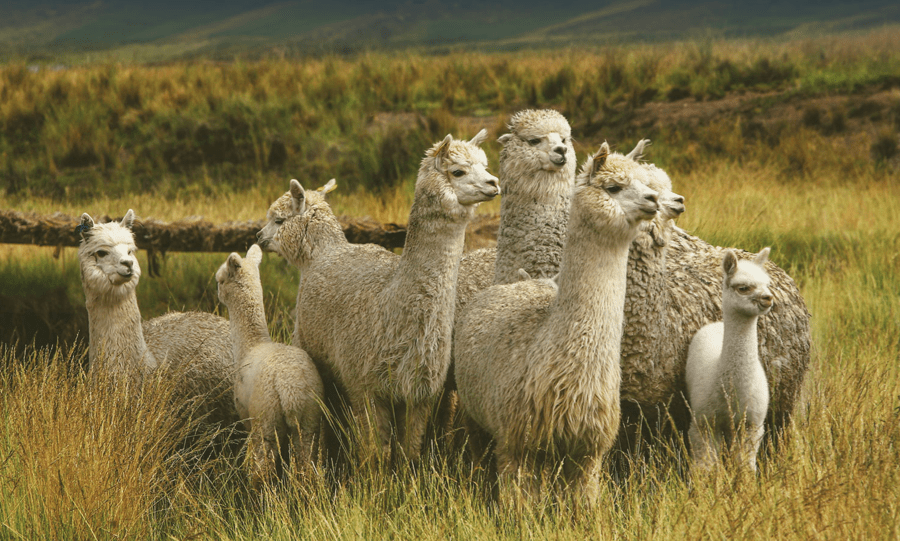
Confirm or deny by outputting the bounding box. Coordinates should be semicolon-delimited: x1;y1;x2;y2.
624;138;685;221
78;210;141;302
257;178;336;254
497;109;576;199
216;244;264;311
420;129;500;214
573;142;659;241
722;248;774;318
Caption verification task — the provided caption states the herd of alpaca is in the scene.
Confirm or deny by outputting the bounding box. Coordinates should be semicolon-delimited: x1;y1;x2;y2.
77;109;811;500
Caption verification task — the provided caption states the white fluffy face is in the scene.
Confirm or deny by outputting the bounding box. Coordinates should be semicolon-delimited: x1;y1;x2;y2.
445;143;500;206
430;131;500;207
257;191;293;254
723;250;774;318
500;109;576;173
78;213;141;299
577;145;660;231
216;245;263;309
644;164;685;221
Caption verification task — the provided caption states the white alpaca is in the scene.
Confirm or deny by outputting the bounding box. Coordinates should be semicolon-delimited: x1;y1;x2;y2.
265;131;500;462
455;109;576;315
455;142;658;505
77;211;237;427
216;245;324;488
686;248;774;472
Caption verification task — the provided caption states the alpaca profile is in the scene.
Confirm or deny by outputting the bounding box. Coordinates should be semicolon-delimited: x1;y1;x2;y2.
216;245;323;487
455;142;658;505
686;248;774;472
265;131;500;462
77;210;237;427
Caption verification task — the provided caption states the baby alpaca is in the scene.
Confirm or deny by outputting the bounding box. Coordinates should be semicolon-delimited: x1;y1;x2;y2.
686;248;774;472
216;245;324;487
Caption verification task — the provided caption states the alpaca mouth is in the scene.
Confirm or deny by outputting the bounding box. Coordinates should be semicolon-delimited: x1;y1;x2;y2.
550;155;567;166
666;203;686;216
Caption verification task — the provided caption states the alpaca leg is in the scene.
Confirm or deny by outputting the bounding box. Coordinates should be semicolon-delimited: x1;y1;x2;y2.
353;394;393;464
689;420;720;472
739;422;765;472
248;428;277;490
496;447;526;513
564;455;602;510
399;400;431;462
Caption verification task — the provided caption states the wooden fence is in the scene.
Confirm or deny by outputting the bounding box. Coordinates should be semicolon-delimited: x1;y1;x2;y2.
0;209;500;269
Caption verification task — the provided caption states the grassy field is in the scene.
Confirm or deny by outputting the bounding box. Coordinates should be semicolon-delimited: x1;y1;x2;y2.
1;31;900;539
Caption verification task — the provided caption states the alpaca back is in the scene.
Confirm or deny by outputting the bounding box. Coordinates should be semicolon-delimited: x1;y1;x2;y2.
143;311;238;426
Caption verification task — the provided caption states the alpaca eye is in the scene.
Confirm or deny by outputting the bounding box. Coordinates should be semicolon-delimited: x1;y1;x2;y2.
96;250;108;258
451;169;466;177
737;285;753;294
528;138;540;146
605;185;622;194
275;218;285;225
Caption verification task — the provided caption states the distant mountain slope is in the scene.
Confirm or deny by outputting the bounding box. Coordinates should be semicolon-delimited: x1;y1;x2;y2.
2;0;899;58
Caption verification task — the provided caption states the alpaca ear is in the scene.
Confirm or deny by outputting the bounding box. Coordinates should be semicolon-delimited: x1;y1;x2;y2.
247;244;263;266
77;213;95;238
591;142;610;177
289;179;306;215
754;247;771;266
626;139;651;162
497;133;513;146
517;268;532;281
120;209;135;230
433;134;452;171
318;178;337;195
469;128;488;147
226;252;242;277
722;249;738;278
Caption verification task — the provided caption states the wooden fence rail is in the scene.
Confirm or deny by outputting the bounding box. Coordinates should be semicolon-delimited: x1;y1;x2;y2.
0;209;499;257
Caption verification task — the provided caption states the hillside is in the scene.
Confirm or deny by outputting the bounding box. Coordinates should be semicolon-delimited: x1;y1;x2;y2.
3;0;900;61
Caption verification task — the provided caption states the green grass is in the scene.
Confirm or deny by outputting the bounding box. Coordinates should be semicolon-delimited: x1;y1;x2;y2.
2;29;899;200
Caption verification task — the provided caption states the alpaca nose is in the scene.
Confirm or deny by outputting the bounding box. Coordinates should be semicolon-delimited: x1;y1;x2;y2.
121;259;133;269
552;145;567;158
645;193;659;204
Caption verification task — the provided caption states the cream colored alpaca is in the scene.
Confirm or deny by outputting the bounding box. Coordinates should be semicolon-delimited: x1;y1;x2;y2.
455;143;659;505
686;248;774;472
216;245;324;488
267;131;500;462
77;211;237;427
455;109;576;317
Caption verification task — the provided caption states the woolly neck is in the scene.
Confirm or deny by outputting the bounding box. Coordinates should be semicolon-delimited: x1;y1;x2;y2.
85;286;156;381
225;281;271;365
494;167;573;285
719;307;762;380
